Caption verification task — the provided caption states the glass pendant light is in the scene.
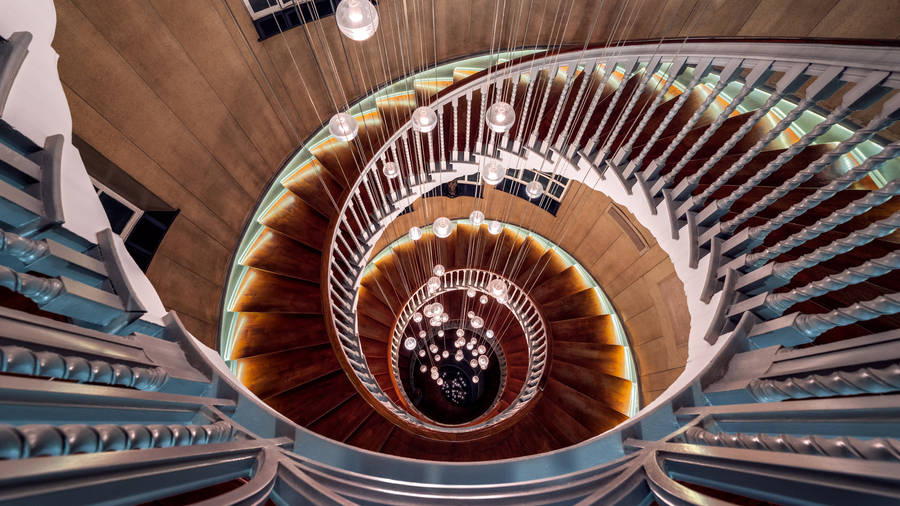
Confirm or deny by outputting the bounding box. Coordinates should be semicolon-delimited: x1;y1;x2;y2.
437;330;445;337
481;160;504;185
433;264;445;277
434;354;441;362
479;294;488;304
486;102;516;133
412;312;423;323
525;180;543;199
487;220;502;235
466;287;477;298
431;369;439;380
404;337;417;351
430;317;441;327
456;328;465;337
335;0;379;41
455;350;464;361
478;355;489;369
477;344;487;354
485;329;494;339
418;330;426;338
429;344;439;354
442;350;449;358
472;375;479;384
382;161;399;178
420;364;427;373
470;315;484;329
427;276;441;293
487;278;507;298
467;310;475;319
469;359;478;368
466;342;474;350
436;377;444;385
433;217;452;238
418;349;426;357
441;312;450;323
411;106;437;133
471;348;479;357
409;226;423;241
469;210;485;226
328;113;358;141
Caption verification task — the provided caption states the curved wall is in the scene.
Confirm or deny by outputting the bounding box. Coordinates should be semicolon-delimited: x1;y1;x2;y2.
48;0;899;346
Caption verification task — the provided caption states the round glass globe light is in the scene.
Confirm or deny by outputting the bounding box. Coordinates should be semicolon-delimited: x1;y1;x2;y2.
437;330;444;337
420;364;427;373
477;344;486;354
525;180;544;199
427;276;441;293
418;330;426;338
455;350;464;361
481;160;504;185
434;354;441;362
436;378;443;385
412;312;423;323
404;337;417;351
487;220;502;235
409;226;423;241
433;216;452;238
470;359;478;368
441;312;450;323
479;294;489;304
466;343;474;350
429;344;439;354
472;375;479;384
456;328;465;337
382;161;399;179
487;278;507;298
486;329;494;339
418;349;426;357
431;302;443;315
411;106;437;133
430;317;441;327
467;310;475;319
469;210;485;226
466;288;477;298
471;348;479;357
335;0;379;41
328;113;358;142
478;355;489;369
433;264;445;277
470;315;484;329
486;102;516;133
431;369;439;380
442;350;449;358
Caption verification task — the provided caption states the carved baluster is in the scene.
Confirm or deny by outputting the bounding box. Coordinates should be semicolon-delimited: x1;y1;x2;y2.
612;58;686;169
437;107;445;169
515;71;537;149
582;59;637;156
724;141;900;258
685;427;900;461
569;62;616;155
673;63;809;206
720;92;900;234
554;61;596;150
698;69;888;227
652;60;770;195
527;65;559;147
762;251;900;316
475;84;488;153
544;62;578;146
595;57;661;166
691;66;844;212
793;293;900;338
745;180;900;270
756;211;900;292
452;98;459;158
0;229;49;264
622;58;712;178
465;91;472;158
502;72;522;148
0;266;63;304
641;59;742;182
747;363;900;402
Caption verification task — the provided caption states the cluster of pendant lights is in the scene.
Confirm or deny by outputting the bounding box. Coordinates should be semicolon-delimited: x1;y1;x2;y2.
328;0;545;239
402;261;512;387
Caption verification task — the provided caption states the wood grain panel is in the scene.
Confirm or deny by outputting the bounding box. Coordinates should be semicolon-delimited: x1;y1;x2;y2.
231;268;321;314
229;312;328;359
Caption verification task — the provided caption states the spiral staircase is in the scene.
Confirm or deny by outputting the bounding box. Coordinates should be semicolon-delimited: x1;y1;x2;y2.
1;2;900;503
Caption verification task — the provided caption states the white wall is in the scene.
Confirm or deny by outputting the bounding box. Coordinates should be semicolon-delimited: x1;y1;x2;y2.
1;0;167;323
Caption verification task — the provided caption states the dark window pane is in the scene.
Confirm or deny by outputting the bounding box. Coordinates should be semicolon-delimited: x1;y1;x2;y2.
98;193;134;235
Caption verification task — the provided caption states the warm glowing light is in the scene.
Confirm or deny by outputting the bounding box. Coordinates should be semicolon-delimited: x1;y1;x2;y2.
411;106;437;133
486;102;516;133
525;180;544;199
433;264;445;277
466;288;477;298
433;216;452;238
481;160;504;185
470;316;484;329
427;276;441;293
382;161;399;178
487;220;502;235
469;210;485;226
409;226;423;241
404;337;417;350
335;0;379;41
328;113;358;141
